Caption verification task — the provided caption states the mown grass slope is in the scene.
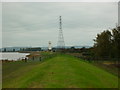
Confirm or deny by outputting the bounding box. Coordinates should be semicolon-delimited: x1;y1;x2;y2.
3;54;118;88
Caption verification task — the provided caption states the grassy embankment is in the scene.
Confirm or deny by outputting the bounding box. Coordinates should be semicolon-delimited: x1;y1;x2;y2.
3;52;118;88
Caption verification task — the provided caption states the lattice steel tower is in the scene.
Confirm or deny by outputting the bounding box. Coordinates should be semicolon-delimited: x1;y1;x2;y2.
57;16;65;49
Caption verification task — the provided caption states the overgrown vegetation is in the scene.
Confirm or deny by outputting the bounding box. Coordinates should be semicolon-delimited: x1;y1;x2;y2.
93;26;120;60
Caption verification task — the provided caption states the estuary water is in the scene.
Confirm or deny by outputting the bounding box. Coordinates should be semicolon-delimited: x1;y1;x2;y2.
0;52;30;61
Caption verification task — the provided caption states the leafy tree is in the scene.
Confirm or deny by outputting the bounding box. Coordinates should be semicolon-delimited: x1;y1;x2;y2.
93;26;120;60
93;30;112;59
111;26;120;58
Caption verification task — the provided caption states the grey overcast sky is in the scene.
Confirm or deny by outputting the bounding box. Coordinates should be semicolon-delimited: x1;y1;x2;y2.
2;2;118;47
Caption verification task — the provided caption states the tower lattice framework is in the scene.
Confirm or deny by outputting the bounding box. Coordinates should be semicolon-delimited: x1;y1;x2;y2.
57;16;65;49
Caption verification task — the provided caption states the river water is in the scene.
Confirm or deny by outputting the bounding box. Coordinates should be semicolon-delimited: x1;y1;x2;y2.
0;52;30;61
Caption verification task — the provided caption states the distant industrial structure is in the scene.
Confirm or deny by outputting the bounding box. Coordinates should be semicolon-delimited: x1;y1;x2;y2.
57;16;65;49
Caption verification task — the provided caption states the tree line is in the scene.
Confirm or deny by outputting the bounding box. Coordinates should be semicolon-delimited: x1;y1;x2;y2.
62;26;120;61
93;26;120;60
20;47;41;51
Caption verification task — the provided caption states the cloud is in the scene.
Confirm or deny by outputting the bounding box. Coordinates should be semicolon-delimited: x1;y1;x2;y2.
2;2;118;47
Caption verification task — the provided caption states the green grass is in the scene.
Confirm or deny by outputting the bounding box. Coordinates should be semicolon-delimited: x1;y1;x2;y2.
3;54;118;88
